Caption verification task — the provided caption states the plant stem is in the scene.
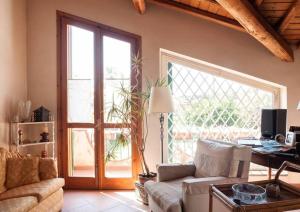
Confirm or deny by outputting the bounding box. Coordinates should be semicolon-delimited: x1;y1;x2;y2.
140;148;150;175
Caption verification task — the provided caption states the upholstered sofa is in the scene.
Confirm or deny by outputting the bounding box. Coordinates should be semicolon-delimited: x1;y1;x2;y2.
145;139;252;212
0;148;64;212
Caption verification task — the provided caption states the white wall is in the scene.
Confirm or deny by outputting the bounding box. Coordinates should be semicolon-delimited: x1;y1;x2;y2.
27;0;300;171
0;0;28;148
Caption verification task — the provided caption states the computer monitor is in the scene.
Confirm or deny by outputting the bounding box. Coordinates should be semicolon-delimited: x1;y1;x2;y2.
261;109;287;139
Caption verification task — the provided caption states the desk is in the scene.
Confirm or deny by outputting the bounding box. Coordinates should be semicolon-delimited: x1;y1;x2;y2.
251;151;300;179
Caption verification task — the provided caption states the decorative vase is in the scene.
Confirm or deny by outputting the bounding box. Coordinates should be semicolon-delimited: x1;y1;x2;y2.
41;150;47;158
17;100;31;122
138;172;157;185
135;172;157;205
266;183;280;198
40;132;50;143
24;101;32;121
135;182;149;205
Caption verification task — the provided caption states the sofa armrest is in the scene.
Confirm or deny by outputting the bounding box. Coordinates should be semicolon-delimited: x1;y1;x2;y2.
182;177;247;195
39;158;58;180
157;163;196;182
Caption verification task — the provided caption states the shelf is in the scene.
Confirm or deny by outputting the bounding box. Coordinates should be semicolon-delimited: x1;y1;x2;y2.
18;142;54;147
12;121;54;126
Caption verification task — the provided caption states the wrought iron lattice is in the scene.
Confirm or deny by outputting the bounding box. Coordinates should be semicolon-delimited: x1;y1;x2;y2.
167;62;274;163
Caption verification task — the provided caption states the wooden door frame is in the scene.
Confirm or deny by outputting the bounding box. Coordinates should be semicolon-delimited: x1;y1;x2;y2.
57;11;142;189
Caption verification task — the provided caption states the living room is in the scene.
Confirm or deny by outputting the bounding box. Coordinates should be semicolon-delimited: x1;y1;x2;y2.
1;0;300;211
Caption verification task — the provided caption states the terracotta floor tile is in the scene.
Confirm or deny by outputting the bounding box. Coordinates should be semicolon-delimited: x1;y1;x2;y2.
101;190;139;203
63;193;89;210
65;204;100;212
103;204;140;212
89;195;121;211
63;189;148;212
126;200;149;211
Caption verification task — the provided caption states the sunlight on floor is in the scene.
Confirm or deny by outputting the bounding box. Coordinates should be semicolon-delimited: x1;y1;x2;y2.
63;190;148;212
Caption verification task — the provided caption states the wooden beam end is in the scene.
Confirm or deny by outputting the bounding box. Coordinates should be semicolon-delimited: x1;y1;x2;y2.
132;0;146;14
216;0;294;62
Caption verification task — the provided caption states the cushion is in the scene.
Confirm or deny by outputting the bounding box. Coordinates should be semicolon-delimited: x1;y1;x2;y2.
6;157;40;189
157;164;196;182
0;148;8;193
0;148;22;193
29;188;64;212
0;196;38;212
0;178;65;202
228;160;243;178
228;145;252;178
39;158;57;180
181;176;248;195
145;178;193;212
6;151;22;159
194;140;234;178
182;176;227;195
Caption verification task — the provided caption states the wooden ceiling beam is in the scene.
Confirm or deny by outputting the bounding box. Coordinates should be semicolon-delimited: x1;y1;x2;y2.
255;0;264;7
132;0;146;14
278;0;300;33
215;0;294;62
148;0;243;31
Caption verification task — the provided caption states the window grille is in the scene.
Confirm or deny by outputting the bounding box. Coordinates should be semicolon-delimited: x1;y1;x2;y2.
167;62;276;163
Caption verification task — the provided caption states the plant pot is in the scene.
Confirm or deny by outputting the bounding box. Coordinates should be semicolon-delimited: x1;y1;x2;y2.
138;172;157;185
135;172;157;205
135;182;148;205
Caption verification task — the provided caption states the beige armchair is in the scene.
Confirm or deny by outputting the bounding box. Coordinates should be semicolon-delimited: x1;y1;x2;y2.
145;140;252;212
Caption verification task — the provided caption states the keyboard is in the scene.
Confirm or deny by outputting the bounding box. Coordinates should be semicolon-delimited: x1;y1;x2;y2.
237;139;262;147
237;139;283;147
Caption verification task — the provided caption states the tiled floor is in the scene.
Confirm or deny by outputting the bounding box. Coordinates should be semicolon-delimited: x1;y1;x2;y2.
63;190;149;212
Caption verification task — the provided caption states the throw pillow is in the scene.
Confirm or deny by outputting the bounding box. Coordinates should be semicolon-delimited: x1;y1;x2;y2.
194;139;234;178
7;151;22;159
0;148;23;193
0;148;8;193
6;157;40;189
39;158;57;180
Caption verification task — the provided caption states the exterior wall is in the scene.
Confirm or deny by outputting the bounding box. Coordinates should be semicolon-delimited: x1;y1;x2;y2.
27;0;300;170
0;0;28;148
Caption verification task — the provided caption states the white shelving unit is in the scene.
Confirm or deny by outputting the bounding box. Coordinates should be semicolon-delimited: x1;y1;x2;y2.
11;121;55;158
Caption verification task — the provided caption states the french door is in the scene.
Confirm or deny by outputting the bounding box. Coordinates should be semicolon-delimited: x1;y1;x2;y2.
57;12;141;189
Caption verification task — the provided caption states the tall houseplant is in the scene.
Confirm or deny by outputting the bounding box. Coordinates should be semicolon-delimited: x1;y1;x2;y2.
105;55;166;183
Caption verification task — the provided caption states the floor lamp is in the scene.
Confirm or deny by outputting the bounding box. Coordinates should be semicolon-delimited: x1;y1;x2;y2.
148;87;174;163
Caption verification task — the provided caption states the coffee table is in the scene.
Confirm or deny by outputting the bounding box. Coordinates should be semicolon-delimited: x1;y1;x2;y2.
209;161;300;212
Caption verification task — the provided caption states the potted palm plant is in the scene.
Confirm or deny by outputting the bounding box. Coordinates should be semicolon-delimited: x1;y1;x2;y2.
105;55;166;184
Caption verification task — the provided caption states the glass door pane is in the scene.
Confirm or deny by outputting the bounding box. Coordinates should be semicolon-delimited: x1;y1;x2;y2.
67;25;96;179
68;128;95;177
104;128;132;178
103;36;131;123
103;36;133;179
68;26;95;123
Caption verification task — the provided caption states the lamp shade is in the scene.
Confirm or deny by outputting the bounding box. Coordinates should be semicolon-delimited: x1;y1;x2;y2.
148;87;174;113
297;101;300;110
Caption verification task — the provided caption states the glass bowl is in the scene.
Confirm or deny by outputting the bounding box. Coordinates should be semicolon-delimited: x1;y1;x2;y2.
232;183;266;204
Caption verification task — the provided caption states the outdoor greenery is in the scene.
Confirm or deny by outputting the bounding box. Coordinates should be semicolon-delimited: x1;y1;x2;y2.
105;132;129;163
183;99;245;128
